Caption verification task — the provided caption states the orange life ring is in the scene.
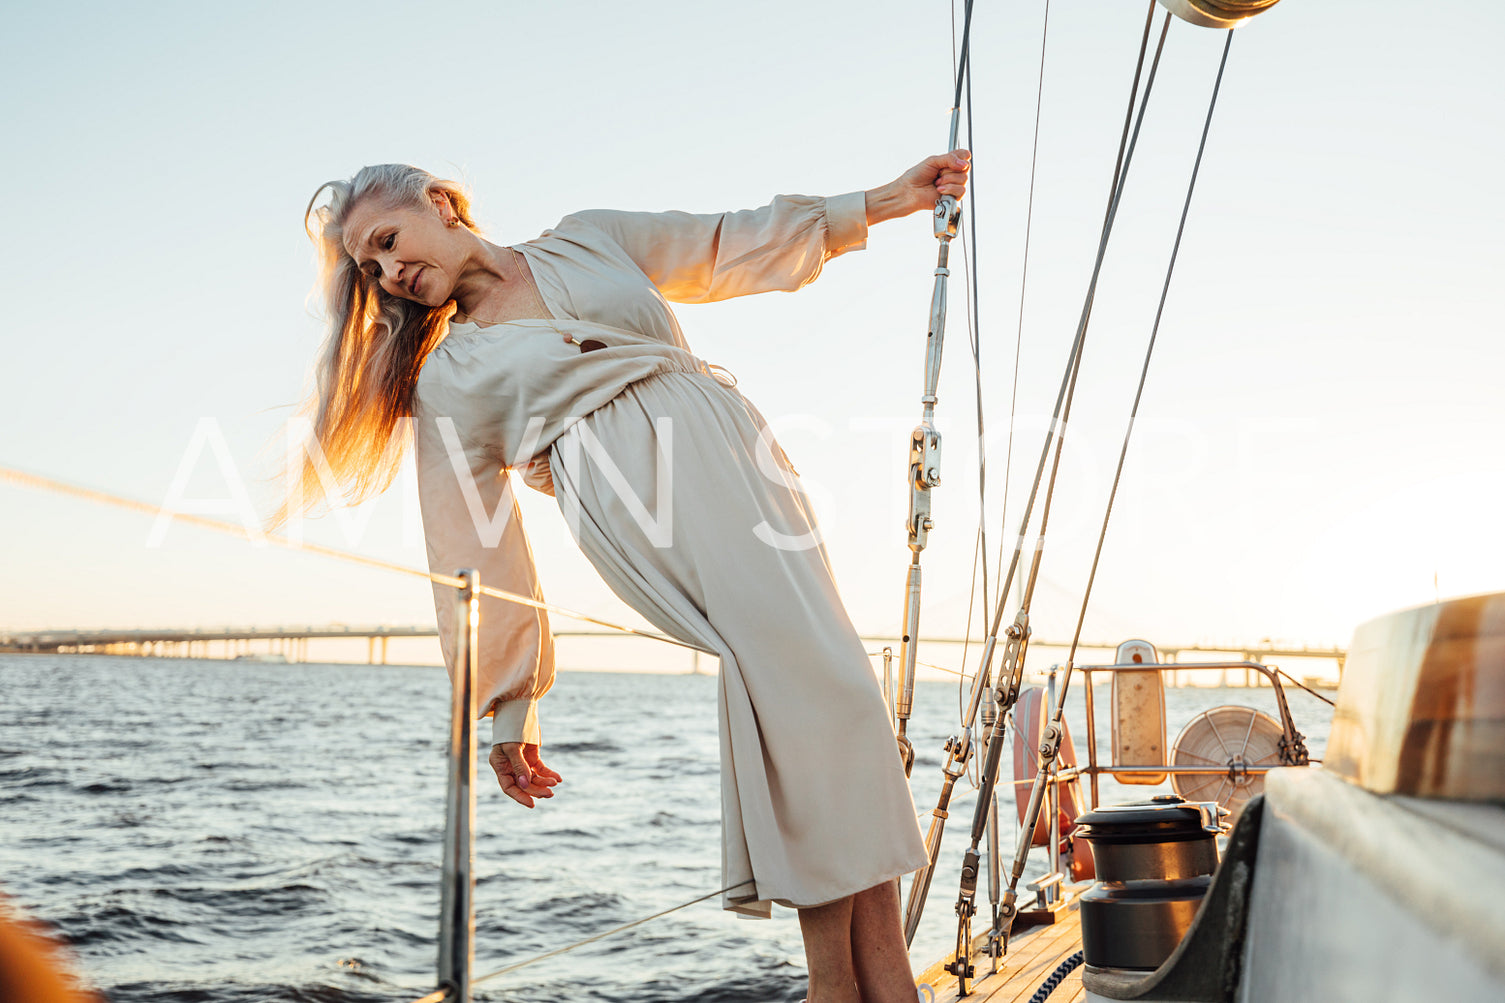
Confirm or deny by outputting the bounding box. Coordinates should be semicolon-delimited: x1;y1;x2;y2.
1011;685;1095;880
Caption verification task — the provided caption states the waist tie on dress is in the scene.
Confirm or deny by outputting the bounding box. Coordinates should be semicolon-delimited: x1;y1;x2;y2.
514;355;798;496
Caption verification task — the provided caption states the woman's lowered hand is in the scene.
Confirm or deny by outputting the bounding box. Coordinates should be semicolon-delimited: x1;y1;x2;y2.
864;149;972;225
490;742;563;808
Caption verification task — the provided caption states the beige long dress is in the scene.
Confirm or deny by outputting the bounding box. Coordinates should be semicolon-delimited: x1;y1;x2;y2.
412;192;929;916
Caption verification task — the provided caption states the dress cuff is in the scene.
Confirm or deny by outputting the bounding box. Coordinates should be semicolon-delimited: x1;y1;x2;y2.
824;191;869;255
490;698;542;746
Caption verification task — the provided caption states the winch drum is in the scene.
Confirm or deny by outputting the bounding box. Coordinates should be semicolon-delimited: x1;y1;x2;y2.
1075;795;1225;971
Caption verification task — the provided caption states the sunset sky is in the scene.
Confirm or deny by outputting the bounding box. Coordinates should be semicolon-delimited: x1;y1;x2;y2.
3;0;1500;669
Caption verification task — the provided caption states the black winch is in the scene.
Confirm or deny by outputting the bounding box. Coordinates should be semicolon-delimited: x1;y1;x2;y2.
1075;794;1228;971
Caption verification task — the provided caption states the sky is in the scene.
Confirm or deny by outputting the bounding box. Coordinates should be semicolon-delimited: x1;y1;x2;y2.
2;0;1501;670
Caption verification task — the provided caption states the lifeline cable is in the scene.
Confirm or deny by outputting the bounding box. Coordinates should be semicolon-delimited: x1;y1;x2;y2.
403;881;753;1003
0;464;715;654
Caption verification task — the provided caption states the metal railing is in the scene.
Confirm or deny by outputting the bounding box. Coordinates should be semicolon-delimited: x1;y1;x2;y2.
1077;660;1308;808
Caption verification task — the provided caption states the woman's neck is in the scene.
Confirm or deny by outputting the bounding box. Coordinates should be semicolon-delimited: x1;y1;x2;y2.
448;238;515;324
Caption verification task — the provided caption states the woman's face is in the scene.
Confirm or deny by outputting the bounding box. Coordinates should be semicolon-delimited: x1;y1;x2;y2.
342;193;462;307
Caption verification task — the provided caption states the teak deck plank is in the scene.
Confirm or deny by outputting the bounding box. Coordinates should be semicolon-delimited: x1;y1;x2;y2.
917;903;1086;1003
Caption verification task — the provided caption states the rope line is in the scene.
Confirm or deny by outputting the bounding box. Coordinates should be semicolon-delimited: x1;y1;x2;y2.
1273;665;1337;707
471;882;750;986
870;651;970;680
917;774;1038;815
0;465;715;655
404;882;754;1003
1061;28;1236;690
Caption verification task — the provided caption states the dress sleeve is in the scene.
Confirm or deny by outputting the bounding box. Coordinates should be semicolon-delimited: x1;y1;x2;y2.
563;191;869;303
413;387;556;747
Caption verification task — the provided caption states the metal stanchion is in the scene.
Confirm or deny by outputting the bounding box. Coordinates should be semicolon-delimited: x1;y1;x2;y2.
438;568;479;1003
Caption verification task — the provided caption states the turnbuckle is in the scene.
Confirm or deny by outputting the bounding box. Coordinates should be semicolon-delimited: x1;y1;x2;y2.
943;732;971;778
907;421;942;548
1038;722;1062;763
946;899;975;988
994;614;1032;710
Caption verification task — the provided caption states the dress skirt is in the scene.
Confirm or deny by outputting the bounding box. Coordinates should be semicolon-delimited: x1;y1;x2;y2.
546;368;930;917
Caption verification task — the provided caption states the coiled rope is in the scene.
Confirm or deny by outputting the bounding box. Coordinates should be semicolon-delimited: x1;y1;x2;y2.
1027;950;1083;1003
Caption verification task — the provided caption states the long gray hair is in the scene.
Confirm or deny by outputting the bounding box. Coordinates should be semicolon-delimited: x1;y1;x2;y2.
267;164;477;532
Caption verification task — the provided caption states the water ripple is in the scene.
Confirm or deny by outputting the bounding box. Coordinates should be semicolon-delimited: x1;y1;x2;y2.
0;654;1335;1002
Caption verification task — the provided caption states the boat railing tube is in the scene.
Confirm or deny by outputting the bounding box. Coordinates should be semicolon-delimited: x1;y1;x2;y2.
438;568;480;1003
1076;795;1226;972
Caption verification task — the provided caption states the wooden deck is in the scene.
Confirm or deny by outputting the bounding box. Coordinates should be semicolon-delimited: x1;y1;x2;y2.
916;902;1086;1003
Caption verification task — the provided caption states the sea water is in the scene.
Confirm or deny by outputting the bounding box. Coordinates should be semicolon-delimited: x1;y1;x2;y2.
0;655;1333;1002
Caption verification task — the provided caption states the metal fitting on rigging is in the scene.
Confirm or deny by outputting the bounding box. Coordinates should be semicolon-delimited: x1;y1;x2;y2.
935;195;962;240
907;422;942;547
1038;722;1062;762
892;194;961;775
896;733;915;776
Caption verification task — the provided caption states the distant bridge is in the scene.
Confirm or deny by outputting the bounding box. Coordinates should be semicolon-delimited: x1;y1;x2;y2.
0;624;1346;677
0;624;438;663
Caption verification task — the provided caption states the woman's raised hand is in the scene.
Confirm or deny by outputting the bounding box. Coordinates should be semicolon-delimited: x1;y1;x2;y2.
490;742;563;808
864;149;972;225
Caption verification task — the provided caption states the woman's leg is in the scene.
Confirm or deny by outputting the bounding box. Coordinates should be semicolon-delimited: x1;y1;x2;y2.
799;882;915;1003
850;880;915;1003
798;895;860;1003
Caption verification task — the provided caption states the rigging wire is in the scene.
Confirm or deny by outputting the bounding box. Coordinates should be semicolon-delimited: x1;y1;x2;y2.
892;0;976;775
997;0;1052;605
1013;8;1171;618
1060;29;1236;694
896;1;1170;960
969;0;1162;653
965;0;1055;787
962;5;988;632
995;20;1263;981
950;0;989;769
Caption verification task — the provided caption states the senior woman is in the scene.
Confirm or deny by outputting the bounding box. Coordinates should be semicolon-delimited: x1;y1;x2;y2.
275;149;969;1003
